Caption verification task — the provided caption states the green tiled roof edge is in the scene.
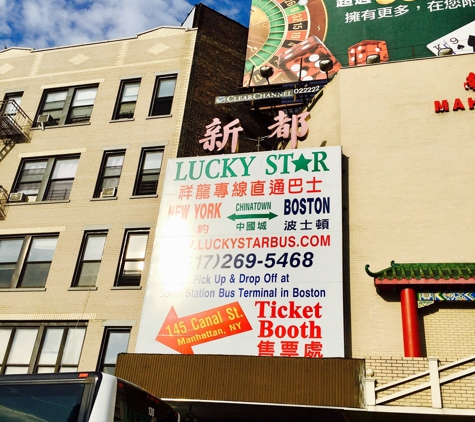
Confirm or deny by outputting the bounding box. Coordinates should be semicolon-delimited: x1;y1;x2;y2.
365;260;475;281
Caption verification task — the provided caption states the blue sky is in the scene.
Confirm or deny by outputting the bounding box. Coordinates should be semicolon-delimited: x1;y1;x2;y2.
0;0;252;50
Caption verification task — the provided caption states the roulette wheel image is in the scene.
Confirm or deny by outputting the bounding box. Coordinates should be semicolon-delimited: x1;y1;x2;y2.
244;0;338;86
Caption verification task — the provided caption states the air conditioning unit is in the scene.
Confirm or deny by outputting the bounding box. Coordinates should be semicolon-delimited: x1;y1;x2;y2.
9;192;28;203
101;187;117;198
37;114;54;127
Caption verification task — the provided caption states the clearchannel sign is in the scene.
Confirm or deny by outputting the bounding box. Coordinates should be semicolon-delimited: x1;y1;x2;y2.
136;147;344;358
214;88;295;104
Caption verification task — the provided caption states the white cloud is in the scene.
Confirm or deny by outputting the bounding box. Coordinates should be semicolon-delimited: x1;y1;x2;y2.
0;0;250;49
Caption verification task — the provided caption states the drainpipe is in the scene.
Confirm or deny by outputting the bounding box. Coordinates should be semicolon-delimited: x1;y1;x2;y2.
400;287;421;357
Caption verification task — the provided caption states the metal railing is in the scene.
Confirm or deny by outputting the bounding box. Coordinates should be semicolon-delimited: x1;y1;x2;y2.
0;186;7;220
0;100;32;143
44;187;72;201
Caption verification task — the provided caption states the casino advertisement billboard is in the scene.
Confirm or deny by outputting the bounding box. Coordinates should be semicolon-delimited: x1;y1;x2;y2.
244;0;475;86
135;147;344;358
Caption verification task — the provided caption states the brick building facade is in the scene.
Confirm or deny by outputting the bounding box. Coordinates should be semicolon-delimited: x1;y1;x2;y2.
0;4;257;377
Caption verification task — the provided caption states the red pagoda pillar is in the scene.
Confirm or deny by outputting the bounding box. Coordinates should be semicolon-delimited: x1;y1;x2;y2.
400;287;421;357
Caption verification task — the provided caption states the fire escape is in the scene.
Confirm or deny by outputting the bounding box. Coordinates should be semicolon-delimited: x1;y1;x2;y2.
0;99;33;220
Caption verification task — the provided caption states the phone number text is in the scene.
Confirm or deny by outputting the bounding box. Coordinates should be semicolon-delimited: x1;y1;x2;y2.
192;252;314;269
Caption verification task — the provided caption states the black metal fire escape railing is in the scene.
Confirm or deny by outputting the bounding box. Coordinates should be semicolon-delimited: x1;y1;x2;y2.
0;101;33;216
0;186;7;220
0;100;32;144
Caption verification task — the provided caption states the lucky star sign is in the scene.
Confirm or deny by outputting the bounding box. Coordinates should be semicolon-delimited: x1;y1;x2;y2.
136;146;344;358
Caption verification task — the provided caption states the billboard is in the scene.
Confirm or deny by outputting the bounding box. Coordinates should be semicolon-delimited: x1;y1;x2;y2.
136;147;344;357
244;0;475;86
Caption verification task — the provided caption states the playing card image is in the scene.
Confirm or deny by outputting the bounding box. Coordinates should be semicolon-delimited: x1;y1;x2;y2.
427;20;475;56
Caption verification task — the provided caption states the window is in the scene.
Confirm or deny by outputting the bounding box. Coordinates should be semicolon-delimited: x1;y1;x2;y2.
97;328;130;375
37;85;98;126
113;79;141;120
3;92;23;117
12;155;79;202
93;151;125;198
14;159;47;197
1;92;24;136
0;234;58;288
133;148;163;195
72;231;107;287
149;75;176;116
44;156;80;200
0;323;86;374
115;230;149;286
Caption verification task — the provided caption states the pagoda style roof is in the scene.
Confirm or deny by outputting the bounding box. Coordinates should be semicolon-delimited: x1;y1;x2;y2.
365;261;475;289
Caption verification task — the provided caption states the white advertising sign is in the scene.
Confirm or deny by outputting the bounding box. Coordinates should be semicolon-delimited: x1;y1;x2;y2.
136;147;344;357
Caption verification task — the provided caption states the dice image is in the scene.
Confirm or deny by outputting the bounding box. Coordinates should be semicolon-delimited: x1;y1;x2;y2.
348;40;389;66
278;36;342;82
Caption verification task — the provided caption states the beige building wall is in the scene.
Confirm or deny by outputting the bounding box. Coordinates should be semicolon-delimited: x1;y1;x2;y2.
304;53;475;361
0;26;197;371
